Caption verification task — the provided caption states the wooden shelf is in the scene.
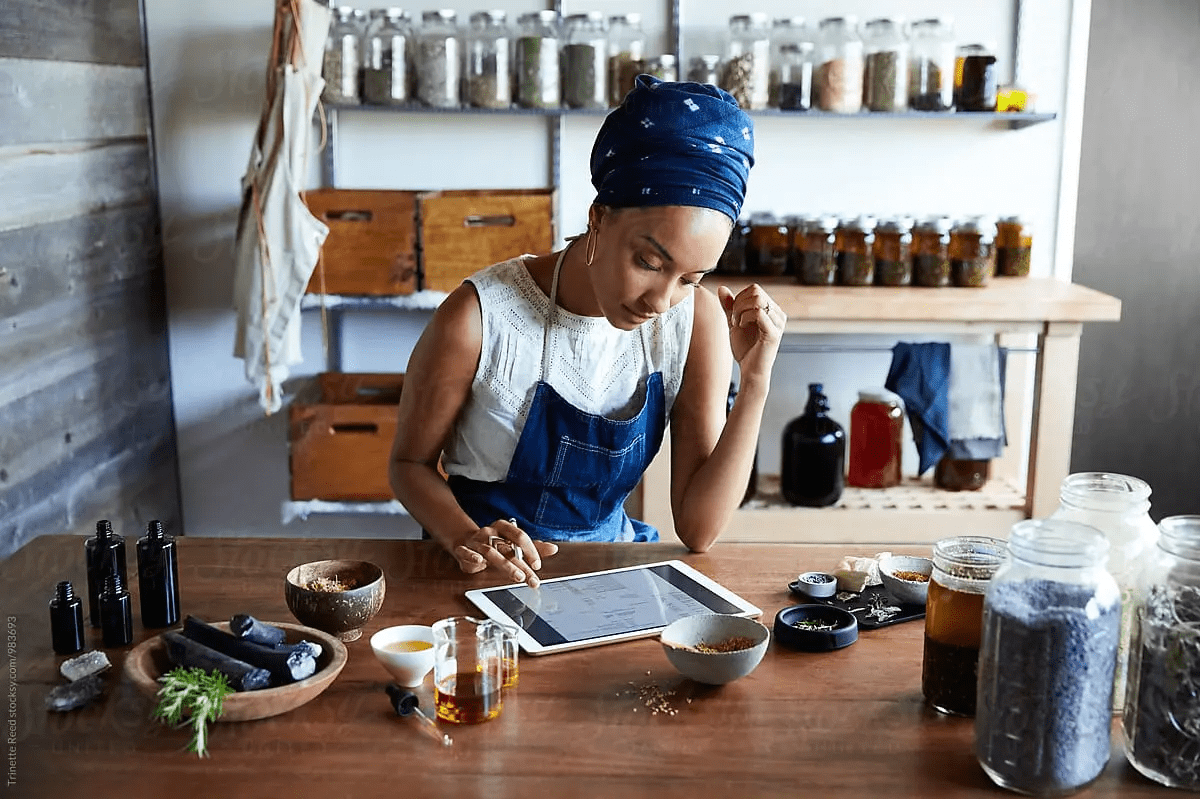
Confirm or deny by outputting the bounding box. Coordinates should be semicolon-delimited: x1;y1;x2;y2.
724;475;1027;545
704;276;1122;330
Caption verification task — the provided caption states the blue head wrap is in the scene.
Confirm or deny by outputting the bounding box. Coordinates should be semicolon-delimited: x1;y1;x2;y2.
590;75;755;223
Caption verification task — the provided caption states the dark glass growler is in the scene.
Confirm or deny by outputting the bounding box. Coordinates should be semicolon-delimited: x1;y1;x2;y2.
781;383;846;507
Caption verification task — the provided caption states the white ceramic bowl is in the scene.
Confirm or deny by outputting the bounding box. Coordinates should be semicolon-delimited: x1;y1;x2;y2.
370;624;435;687
659;614;770;685
878;555;934;606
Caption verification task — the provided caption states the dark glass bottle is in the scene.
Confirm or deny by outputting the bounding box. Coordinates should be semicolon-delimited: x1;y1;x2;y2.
726;382;758;505
49;581;85;655
84;520;126;628
137;520;180;628
99;573;133;648
781;383;846;507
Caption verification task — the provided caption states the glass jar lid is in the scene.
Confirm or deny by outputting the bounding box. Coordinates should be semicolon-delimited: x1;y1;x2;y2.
422;9;456;24
565;11;605;25
609;12;642;27
858;388;903;406
518;10;559;26
469;9;506;26
773;16;805;29
730;13;770;30
878;216;914;233
819;16;858;29
910;17;953;34
384;8;409;23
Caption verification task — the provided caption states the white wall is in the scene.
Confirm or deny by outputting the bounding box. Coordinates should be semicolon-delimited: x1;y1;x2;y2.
143;1;1088;538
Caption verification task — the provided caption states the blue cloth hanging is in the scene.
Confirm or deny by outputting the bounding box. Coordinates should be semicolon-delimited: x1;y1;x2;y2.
885;342;951;475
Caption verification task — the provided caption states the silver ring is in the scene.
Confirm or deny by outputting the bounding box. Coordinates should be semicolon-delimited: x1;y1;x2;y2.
488;535;524;562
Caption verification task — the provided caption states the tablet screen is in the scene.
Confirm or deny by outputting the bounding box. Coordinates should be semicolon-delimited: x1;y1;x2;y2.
475;562;749;648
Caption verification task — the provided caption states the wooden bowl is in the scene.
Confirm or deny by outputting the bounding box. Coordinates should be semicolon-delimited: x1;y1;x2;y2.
285;559;386;642
123;621;348;722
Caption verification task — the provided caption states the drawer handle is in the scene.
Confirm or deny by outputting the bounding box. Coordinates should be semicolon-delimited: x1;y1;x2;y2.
325;210;373;222
463;214;515;228
330;423;379;435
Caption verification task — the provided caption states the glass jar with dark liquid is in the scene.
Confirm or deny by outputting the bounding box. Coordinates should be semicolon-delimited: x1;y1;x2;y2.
922;535;1006;716
781;383;846;507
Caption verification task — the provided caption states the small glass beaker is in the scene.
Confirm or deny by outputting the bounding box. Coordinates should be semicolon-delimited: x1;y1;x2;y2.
490;621;520;689
432;616;504;724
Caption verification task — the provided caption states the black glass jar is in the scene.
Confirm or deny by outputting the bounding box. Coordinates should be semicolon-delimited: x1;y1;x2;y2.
781;383;846;507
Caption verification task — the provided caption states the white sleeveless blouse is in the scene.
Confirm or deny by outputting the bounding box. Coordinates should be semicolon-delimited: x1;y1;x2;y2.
441;256;695;482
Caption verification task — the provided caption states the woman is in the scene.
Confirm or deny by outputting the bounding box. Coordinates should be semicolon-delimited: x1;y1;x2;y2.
389;76;785;586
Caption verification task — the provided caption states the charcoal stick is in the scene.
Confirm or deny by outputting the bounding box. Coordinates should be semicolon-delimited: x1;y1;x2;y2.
162;631;271;692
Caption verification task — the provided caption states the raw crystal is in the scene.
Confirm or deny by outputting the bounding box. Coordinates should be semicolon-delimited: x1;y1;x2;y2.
45;674;105;712
59;650;111;682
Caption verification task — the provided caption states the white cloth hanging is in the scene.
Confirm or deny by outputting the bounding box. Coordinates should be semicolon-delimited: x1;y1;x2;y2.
233;0;331;413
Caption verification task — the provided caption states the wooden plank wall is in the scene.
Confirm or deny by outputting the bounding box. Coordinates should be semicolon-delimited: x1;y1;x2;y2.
0;0;180;559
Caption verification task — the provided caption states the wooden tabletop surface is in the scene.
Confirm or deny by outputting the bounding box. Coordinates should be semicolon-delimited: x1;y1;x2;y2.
0;535;1167;798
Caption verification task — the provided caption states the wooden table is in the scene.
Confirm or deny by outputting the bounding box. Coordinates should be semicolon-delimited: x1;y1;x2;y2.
0;536;1166;798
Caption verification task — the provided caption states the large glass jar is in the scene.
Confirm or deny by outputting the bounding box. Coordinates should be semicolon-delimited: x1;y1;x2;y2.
721;13;771;111
862;17;908;112
781;383;846;508
976;519;1121;796
515;11;560;109
835;215;875;285
794;214;837;284
908;18;954;111
323;6;364;105
934;456;989;491
642;54;677;82
686;54;722;86
1123;515;1200;790
956;43;998;111
714;218;751;275
873;217;913;286
814;17;864;113
949;217;992;287
768;16;806;108
922;535;1006;716
562;13;608;110
362;8;410;106
847;390;903;489
777;42;815;111
996;216;1034;277
911;215;952;286
746;212;789;276
414;10;461;108
607;13;644;106
1049;472;1158;715
465;11;510;110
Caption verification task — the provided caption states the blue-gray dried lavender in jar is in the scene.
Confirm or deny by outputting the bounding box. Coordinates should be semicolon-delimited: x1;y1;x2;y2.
975;519;1121;796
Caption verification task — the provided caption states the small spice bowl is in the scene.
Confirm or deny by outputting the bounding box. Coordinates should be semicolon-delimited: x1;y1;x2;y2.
659;614;769;685
370;625;435;687
284;560;386;642
789;571;838;599
773;605;858;652
878;555;934;606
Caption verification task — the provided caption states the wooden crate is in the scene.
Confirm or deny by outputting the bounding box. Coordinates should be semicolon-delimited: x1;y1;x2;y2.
303;189;418;295
418;189;554;292
288;373;404;501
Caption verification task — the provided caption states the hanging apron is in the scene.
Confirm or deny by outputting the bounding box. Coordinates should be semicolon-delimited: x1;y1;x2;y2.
448;248;666;542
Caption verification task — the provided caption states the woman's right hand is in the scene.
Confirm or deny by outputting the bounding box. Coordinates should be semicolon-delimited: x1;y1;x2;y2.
452;518;559;587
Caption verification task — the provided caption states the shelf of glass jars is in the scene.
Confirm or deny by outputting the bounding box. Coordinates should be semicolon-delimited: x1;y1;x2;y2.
730;474;1028;544
324;101;1056;128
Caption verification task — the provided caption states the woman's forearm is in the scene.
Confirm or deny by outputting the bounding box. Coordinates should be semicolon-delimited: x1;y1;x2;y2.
672;374;770;551
389;459;479;554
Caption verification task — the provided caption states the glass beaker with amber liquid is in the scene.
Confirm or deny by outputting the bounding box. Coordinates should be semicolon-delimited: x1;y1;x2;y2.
432;616;504;724
922;536;1006;716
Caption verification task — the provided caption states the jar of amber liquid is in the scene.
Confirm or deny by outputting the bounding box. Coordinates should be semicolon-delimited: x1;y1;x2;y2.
747;212;789;276
715;218;751;275
794;215;837;285
949;218;993;288
874;217;913;286
923;535;1006;716
911;216;951;287
995;216;1033;277
835;216;875;286
847;390;903;488
934;456;990;491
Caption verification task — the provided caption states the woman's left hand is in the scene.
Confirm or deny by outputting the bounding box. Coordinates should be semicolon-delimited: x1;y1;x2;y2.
717;284;786;382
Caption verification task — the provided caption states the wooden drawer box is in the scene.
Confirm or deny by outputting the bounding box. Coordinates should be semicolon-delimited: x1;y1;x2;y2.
288;373;404;501
419;189;554;292
304;189;418;296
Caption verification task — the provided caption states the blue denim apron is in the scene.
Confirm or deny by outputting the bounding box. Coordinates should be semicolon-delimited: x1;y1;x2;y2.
448;248;665;542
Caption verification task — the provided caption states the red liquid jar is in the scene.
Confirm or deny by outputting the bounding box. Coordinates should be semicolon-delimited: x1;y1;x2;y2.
847;390;904;489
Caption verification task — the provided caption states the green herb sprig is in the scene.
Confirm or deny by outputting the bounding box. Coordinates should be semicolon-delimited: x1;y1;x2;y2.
152;667;234;757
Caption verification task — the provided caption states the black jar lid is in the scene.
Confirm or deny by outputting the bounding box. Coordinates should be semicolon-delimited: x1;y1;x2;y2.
773;604;859;651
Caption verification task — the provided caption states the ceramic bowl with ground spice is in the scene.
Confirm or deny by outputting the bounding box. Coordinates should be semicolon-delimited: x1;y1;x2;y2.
285;559;386;642
879;554;933;605
659;613;769;684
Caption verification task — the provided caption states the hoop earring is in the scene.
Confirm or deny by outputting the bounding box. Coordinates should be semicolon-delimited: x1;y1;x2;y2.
584;227;597;266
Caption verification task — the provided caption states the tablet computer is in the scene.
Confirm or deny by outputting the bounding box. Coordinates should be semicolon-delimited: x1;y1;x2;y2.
464;559;762;656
